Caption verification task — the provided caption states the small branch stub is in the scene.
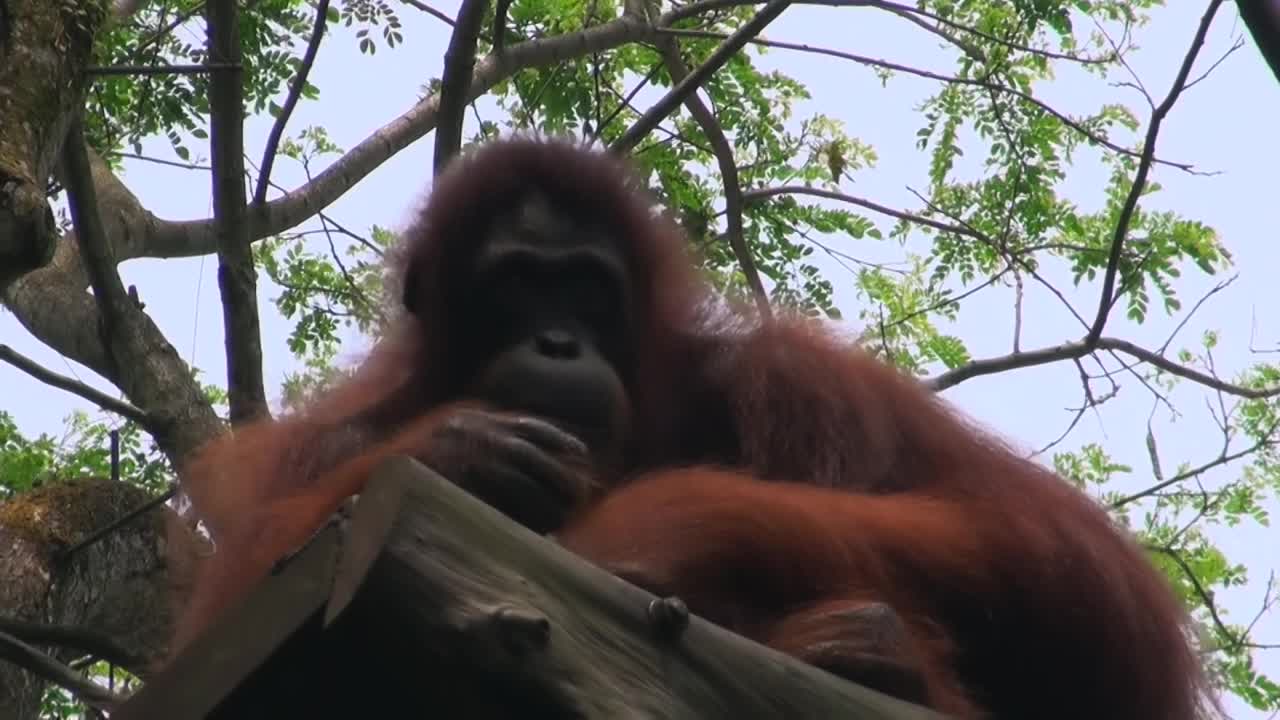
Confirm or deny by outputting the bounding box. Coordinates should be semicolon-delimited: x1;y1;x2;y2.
648;595;691;639
490;605;552;657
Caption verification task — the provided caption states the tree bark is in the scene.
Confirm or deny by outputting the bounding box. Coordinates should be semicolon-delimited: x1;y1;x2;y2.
0;477;189;720
0;0;108;293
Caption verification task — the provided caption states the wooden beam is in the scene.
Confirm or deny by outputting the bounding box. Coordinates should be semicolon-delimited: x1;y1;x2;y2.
113;526;339;719
115;457;943;719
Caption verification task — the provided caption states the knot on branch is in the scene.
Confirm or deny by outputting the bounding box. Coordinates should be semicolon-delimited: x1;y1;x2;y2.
647;595;690;639
472;604;553;659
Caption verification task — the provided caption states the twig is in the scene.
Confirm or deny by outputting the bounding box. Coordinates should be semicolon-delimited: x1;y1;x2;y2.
1146;545;1241;651
129;1;207;59
871;0;1115;65
1157;276;1237;355
110;151;211;170
877;3;984;62
1182;37;1244;93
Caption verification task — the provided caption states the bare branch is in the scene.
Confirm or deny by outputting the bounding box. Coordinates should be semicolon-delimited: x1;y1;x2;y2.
434;0;490;175
871;0;1116;65
493;0;514;52
657;27;1196;172
11;153;225;463
59;486;179;562
137;12;666;260
1158;276;1237;355
1084;0;1227;345
1182;36;1244;93
403;0;461;28
927;335;1280;399
254;0;331;205
0;630;119;709
0;617;147;672
656;41;771;318
742;185;983;239
593;62;663;140
0;344;149;426
208;0;269;423
84;62;240;76
662;0;1116;67
876;3;984;62
129;2;207;59
611;0;792;154
1113;420;1280;509
61;117;132;374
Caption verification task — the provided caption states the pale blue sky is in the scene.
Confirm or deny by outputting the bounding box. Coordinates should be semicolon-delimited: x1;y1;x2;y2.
1;3;1276;716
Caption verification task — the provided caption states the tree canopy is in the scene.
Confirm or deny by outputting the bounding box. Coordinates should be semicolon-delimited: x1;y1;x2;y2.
0;0;1277;717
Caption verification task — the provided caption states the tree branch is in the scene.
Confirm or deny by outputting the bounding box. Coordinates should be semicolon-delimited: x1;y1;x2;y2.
1084;0;1226;346
492;0;514;52
1113;426;1280;509
139;9;668;260
656;27;1196;172
0;617;147;672
868;0;1116;65
0;630;119;709
434;0;490;175
926;335;1280;399
656;41;771;318
611;0;792;154
0;343;149;427
85;62;239;76
742;185;983;239
208;0;269;424
20;128;227;464
253;0;331;205
62;117;132;378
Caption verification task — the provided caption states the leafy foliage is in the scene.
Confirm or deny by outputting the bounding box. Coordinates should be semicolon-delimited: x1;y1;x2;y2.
3;0;1278;715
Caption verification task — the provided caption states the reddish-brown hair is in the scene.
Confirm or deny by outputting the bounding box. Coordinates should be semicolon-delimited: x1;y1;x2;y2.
171;136;1215;719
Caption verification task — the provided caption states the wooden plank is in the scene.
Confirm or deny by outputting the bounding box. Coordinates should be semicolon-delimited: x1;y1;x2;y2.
116;457;944;719
112;525;339;720
323;456;944;719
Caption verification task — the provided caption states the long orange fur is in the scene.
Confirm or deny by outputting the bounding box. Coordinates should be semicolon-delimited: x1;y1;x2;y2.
170;137;1215;719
